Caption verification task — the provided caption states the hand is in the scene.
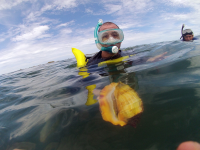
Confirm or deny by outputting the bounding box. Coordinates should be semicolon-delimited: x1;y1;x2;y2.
147;52;168;62
177;141;200;150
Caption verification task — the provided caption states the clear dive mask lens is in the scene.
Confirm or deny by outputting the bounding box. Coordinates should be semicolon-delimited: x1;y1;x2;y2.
182;29;193;35
98;29;124;45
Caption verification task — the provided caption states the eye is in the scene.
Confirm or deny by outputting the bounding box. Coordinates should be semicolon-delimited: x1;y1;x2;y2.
102;35;108;39
102;33;109;41
111;31;119;38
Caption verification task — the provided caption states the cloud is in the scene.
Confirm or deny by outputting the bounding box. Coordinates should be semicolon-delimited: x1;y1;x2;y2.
56;20;75;28
40;0;78;12
122;29;179;48
104;4;122;14
102;0;153;16
166;0;200;9
0;0;88;74
12;25;50;41
158;0;200;26
121;0;153;13
53;0;77;10
85;8;93;13
24;0;79;24
99;0;155;31
0;0;30;10
0;33;7;43
118;22;143;29
0;24;96;74
59;28;73;34
163;14;189;21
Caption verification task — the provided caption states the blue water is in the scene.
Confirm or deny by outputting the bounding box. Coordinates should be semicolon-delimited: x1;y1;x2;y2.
1;38;200;150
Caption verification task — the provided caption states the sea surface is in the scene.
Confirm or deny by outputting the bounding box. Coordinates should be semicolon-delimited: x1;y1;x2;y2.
1;37;200;150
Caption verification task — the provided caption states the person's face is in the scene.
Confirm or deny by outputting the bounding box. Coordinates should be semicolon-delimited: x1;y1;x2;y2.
99;24;121;49
183;35;193;41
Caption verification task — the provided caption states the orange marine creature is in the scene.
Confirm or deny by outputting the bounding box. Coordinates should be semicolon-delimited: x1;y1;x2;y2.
98;82;143;127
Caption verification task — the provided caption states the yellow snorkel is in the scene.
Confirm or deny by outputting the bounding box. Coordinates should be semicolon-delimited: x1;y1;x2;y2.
85;85;98;106
72;47;87;68
72;47;97;105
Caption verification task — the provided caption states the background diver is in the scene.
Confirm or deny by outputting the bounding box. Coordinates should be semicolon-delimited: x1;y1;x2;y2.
180;24;198;41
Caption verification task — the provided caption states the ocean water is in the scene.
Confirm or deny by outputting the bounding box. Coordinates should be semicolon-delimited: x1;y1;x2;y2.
1;38;200;150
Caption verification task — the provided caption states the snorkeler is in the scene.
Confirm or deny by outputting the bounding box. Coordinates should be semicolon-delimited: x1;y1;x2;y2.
180;24;198;41
87;20;123;66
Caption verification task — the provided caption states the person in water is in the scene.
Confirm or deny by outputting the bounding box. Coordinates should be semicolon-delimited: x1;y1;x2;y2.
180;24;198;41
87;19;167;66
87;20;123;66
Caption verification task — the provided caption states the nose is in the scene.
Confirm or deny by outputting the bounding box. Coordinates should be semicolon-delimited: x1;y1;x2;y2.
108;33;113;38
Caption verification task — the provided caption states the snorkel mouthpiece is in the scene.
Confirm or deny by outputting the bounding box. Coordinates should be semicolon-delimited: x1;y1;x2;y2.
111;46;118;53
101;46;118;53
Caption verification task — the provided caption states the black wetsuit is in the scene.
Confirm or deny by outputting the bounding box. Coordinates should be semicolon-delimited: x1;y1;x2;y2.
86;50;122;66
86;50;149;66
86;50;149;90
193;37;199;40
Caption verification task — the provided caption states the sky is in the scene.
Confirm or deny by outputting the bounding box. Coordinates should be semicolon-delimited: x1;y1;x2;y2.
0;0;200;75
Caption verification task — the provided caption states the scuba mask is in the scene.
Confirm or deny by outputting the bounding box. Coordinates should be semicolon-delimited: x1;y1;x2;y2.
98;28;124;45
